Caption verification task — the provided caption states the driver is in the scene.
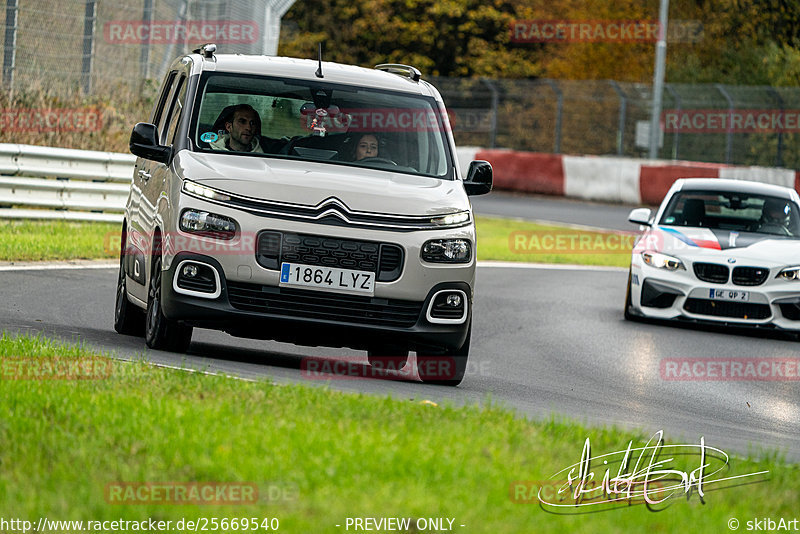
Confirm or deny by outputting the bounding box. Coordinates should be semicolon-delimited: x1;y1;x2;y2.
757;198;791;234
210;104;264;152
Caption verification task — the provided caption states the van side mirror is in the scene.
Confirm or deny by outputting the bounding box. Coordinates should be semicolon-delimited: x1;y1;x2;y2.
130;123;171;163
464;160;492;196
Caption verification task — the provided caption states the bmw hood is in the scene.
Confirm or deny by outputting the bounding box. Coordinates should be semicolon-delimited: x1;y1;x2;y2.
174;151;469;217
639;226;800;266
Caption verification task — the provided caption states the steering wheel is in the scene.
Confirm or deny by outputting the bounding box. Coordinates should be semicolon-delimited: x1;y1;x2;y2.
758;222;791;236
358;157;397;166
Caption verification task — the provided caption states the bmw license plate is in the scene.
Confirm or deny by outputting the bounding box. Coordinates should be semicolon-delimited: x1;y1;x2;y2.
708;288;749;302
279;263;375;295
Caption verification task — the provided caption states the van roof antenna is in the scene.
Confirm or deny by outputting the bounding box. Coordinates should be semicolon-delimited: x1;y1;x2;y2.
315;43;324;78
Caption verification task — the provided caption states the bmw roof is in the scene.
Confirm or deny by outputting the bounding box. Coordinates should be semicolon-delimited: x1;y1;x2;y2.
675;178;798;200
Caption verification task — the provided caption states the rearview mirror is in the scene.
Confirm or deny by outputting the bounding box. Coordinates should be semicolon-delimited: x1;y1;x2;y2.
129;123;171;163
464;160;492;196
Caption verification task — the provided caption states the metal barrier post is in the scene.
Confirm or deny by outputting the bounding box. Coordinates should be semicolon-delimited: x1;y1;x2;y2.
768;87;785;167
81;0;97;94
480;78;499;149
3;0;18;90
608;80;627;155
545;79;563;154
715;84;734;164
139;0;153;82
665;84;681;160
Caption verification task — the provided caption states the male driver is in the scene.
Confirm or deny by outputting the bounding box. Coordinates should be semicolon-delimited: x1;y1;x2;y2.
757;197;791;235
210;104;263;152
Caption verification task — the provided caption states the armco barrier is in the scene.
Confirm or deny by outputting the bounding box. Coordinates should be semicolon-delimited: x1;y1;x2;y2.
2;144;798;223
0;143;135;222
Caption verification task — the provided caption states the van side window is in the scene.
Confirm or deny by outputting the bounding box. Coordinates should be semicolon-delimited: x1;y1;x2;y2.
151;71;178;132
164;75;187;145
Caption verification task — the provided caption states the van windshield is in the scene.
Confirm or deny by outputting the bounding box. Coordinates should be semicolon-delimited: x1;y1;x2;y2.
191;72;453;178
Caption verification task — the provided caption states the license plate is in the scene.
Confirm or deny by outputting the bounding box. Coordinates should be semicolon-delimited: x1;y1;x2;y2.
708;288;749;302
279;263;375;295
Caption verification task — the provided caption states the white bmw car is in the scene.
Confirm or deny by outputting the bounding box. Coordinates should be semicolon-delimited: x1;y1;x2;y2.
625;178;800;333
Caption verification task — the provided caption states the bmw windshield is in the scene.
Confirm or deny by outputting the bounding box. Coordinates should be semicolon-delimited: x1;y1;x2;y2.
658;191;800;238
190;72;453;179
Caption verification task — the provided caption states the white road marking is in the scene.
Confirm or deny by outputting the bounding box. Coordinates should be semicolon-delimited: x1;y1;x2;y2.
477;260;627;272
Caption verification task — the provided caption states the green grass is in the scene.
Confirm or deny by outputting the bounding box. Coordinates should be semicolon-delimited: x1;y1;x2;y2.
0;220;119;261
1;332;796;532
476;216;633;267
0;218;636;267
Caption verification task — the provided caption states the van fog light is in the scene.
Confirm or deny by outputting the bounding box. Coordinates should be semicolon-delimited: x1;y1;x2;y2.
446;294;462;307
427;290;468;324
174;261;219;297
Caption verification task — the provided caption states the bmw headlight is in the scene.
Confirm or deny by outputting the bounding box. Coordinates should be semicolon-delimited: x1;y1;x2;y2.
642;251;685;271
421;239;472;263
777;266;800;281
179;209;237;239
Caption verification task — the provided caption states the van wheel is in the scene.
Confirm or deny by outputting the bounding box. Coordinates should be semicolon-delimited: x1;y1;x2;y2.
114;248;145;336
145;255;193;352
416;325;470;387
367;344;409;372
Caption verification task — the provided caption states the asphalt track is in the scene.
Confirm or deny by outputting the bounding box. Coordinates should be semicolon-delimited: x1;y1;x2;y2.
1;196;798;462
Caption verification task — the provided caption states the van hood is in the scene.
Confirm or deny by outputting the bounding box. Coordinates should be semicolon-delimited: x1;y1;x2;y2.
174;151;468;216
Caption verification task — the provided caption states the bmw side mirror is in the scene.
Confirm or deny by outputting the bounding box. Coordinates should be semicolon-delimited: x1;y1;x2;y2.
628;207;652;226
464;160;492;196
130;122;171;164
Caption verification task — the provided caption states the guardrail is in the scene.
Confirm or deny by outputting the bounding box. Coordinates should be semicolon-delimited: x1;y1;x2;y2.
0;143;135;223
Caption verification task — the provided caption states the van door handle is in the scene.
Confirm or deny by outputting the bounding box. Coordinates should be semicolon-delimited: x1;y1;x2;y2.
138;170;151;181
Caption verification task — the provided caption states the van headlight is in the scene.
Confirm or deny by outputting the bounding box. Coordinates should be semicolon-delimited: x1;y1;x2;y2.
179;209;237;239
182;180;231;201
777;266;800;281
642;251;685;271
421;239;471;263
430;211;470;227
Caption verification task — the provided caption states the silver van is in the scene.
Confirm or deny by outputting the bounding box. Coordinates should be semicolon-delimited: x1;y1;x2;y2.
114;44;492;385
